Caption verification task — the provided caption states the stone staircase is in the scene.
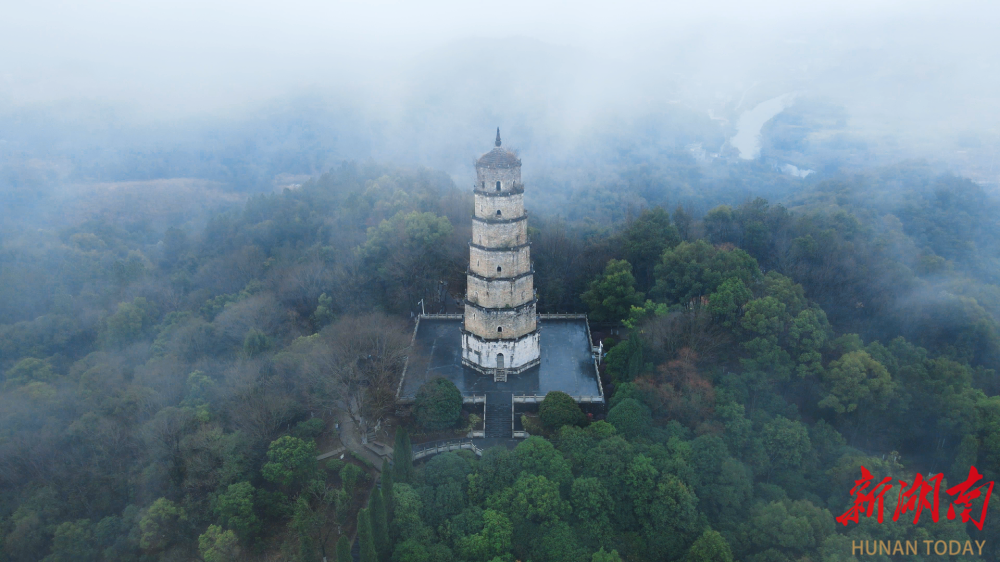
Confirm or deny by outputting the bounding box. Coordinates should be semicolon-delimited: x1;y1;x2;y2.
485;392;513;438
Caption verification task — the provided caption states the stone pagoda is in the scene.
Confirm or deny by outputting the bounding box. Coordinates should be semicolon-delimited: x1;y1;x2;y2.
461;129;540;381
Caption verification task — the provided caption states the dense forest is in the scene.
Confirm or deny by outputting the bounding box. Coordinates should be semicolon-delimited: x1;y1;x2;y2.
0;152;998;561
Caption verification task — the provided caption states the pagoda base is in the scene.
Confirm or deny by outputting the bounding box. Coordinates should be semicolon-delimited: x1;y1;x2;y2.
461;330;540;375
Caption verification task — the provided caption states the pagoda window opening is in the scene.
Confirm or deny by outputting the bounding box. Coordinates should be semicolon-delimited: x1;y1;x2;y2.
497;326;503;333
497;266;502;273
496;181;501;191
496;210;502;217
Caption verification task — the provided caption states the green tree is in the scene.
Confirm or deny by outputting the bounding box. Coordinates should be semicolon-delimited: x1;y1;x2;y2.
468;446;520;502
673;205;693;240
514;436;574;491
242;328;271;357
391;484;430;542
819;350;894;414
340;463;364;494
313;292;336;327
739;296;793;380
486;473;570;527
357;507;378;562
44;519;97;562
337;535;352;562
708;277;752;327
787;308;831;377
359;210;455;311
3;357;56;389
539;391;587;430
291;496;322;562
369;488;390;562
531;520;588;562
619;207;681;290
603;332;645;382
761;416;811;477
139;498;188;552
381;459;395;525
592;548;624;562
581;259;645;323
413;376;463;430
606;398;651;439
686;529;733;562
262;436;318;487
214;481;260;542
393;428;414;483
652;240;760;304
644;473;702;560
747;500;835;558
456;509;513;562
571;477;614;548
101;297;159;348
198;525;240;562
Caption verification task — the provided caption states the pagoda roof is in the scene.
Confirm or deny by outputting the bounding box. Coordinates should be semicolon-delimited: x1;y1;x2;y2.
476;147;521;169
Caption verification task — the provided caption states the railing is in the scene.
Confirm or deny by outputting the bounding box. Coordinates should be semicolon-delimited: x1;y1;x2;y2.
463;395;486;404
411;439;483;461
511;400;518;437
538;313;589;319
512;392;604;404
394;315;423;402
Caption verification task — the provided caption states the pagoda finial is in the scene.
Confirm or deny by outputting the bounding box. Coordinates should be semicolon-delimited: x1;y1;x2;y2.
495;127;501;147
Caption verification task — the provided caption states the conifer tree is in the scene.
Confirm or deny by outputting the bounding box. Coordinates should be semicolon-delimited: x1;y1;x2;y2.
336;535;351;562
357;508;377;562
369;488;390;562
380;459;395;524
392;428;413;483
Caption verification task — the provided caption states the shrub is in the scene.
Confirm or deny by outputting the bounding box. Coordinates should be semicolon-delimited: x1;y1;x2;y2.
325;459;345;474
413;377;462;431
340;463;364;492
292;417;325;440
521;414;545;435
539;391;587;430
350;450;375;468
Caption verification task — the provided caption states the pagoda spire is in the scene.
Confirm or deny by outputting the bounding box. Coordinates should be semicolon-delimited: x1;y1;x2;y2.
495;127;501;147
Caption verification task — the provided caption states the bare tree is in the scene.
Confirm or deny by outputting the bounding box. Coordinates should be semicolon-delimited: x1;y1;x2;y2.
299;313;410;441
224;358;300;447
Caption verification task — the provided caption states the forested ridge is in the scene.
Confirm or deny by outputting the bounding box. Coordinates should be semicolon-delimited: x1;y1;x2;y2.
0;157;998;561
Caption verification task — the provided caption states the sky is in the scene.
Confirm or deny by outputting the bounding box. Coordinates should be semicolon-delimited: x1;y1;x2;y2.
2;0;998;182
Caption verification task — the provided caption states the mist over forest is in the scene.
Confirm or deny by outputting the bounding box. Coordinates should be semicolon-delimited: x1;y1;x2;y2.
1;2;999;561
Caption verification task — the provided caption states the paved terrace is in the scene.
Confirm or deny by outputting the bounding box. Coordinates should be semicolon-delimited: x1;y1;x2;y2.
397;315;602;402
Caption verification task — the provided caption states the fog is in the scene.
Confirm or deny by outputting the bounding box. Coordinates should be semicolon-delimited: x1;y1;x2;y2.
2;0;999;203
5;4;1000;560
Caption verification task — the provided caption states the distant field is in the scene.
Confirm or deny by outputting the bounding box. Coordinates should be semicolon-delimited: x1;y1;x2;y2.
47;178;248;228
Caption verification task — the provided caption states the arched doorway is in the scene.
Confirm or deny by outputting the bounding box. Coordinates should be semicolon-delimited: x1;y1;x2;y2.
496;353;504;369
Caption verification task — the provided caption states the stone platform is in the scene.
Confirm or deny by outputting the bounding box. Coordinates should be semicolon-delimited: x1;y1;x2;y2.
396;315;603;403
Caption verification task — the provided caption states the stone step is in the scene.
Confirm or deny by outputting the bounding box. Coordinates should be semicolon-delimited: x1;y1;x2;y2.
484;392;513;439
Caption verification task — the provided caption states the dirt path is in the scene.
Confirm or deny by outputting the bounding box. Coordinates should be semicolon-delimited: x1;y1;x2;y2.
317;409;390;469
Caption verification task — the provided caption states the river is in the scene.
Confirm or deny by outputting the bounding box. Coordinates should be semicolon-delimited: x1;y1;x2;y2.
730;92;797;160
